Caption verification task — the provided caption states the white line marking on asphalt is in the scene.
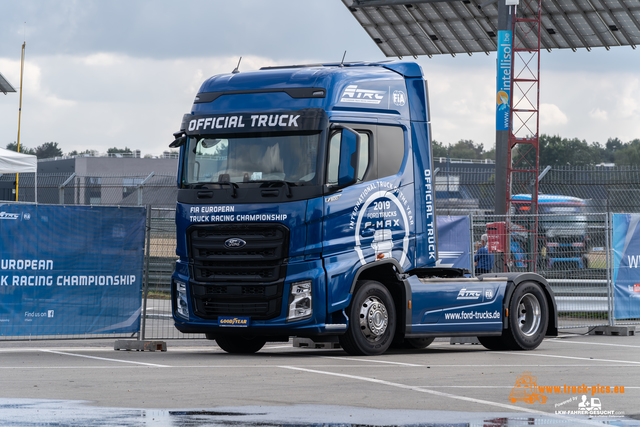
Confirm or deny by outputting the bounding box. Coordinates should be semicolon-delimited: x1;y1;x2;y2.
277;366;603;425
549;339;640;348
41;350;171;367
319;356;423;366
494;351;640;365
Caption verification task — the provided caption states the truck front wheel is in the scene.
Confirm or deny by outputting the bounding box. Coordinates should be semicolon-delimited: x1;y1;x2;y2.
339;280;396;356
214;336;267;354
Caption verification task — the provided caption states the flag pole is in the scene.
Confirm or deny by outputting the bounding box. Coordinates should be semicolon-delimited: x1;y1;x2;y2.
15;42;25;202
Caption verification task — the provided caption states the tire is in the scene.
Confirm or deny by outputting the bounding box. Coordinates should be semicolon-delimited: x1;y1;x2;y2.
504;281;549;350
339;280;396;356
214;336;267;354
403;337;435;349
479;281;548;351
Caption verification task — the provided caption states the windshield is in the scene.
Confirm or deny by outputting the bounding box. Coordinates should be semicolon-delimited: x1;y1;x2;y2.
183;133;320;186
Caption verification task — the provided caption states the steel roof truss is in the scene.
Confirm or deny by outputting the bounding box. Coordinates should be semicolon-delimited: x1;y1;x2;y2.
412;4;460;56
446;1;493;53
547;0;594;50
393;5;443;56
359;7;406;57
376;6;421;57
424;2;475;55
565;0;611;49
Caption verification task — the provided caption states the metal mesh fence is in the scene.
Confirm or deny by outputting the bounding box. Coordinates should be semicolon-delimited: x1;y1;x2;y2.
472;213;611;329
4;165;639;340
0;173;177;207
141;208;203;340
434;164;640;215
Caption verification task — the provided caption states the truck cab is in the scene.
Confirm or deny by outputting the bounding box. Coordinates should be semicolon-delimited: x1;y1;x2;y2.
170;61;557;355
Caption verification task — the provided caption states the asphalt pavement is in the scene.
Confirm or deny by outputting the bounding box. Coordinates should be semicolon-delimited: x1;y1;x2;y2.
0;330;639;426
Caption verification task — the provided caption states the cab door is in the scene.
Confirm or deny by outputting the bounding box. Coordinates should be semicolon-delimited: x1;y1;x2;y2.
322;124;376;311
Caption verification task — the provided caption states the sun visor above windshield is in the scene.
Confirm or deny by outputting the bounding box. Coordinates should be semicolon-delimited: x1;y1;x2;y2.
183;108;328;136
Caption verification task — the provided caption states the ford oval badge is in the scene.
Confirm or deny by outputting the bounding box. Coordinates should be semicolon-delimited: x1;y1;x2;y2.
224;238;247;249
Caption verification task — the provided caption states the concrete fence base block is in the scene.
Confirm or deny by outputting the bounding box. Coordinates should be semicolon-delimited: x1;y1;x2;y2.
450;337;481;345
293;337;341;349
589;326;636;336
114;340;167;351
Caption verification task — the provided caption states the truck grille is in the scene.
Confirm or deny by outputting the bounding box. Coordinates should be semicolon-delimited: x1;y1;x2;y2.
187;223;289;320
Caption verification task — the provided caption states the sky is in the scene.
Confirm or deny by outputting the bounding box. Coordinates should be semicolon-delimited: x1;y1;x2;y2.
1;0;640;157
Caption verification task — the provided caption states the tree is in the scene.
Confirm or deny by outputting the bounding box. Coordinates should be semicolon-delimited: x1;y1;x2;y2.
34;142;64;159
448;139;485;160
482;146;496;161
5;142;36;155
68;149;96;156
431;139;448;158
107;147;133;154
539;134;598;167
602;138;624;163
614;139;640;166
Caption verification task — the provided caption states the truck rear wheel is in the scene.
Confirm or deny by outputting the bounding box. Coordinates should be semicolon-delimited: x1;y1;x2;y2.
339;280;396;356
507;281;548;350
479;281;548;351
214;336;267;354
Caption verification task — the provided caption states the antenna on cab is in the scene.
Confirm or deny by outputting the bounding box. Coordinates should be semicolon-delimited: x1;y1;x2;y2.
232;57;242;74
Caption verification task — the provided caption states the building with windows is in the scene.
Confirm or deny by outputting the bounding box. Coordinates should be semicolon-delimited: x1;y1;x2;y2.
0;154;178;206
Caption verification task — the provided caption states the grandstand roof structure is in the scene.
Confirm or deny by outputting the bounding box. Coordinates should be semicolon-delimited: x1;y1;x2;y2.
343;0;640;57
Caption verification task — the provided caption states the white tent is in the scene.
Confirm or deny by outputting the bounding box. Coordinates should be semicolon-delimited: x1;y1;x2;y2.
0;147;37;202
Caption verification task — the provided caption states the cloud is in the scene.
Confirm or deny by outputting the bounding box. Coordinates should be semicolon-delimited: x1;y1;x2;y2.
540;103;568;126
589;108;608;121
0;53;286;156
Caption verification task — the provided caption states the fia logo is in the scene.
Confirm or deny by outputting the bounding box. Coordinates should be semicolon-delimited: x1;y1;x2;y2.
485;289;494;300
393;91;406;106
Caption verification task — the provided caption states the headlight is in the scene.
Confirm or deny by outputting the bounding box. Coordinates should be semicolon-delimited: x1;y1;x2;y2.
287;280;312;322
175;280;189;319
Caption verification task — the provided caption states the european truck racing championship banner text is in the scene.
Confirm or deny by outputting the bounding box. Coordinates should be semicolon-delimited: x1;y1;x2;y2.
0;205;145;336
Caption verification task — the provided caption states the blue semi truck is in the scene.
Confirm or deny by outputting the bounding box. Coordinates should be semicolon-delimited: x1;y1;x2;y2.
169;61;557;355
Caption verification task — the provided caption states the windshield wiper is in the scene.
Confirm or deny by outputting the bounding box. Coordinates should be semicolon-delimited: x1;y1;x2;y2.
246;180;298;198
210;181;239;198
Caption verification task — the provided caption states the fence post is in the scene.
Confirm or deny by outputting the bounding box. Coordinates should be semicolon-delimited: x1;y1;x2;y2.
140;206;152;340
606;212;614;327
138;172;155;206
58;173;76;205
469;213;475;277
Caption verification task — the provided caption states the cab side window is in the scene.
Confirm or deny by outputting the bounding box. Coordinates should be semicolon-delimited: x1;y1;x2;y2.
377;126;404;178
326;131;370;185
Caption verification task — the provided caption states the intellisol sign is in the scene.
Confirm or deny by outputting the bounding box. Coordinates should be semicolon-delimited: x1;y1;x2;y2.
496;30;512;132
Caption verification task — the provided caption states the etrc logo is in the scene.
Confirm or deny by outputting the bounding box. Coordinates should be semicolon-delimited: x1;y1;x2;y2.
457;288;482;300
0;212;20;220
340;85;385;105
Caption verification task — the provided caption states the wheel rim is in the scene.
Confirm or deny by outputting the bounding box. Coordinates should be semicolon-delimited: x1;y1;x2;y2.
517;293;542;337
359;296;388;342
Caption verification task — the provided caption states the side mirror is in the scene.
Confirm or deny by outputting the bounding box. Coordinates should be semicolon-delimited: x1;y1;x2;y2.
337;126;360;187
169;132;187;148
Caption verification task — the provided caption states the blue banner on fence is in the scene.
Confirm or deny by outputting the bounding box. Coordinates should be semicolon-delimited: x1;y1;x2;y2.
0;204;145;336
436;215;470;270
612;213;640;319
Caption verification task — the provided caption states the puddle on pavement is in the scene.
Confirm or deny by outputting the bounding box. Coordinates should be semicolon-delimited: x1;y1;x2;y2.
0;399;637;426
